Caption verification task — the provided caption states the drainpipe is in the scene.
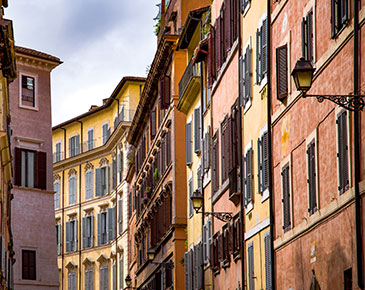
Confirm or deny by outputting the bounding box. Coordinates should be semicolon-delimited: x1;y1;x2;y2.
79;164;82;290
77;121;83;154
353;0;363;288
266;0;275;289
115;147;119;290
60;127;66;289
61;128;67;160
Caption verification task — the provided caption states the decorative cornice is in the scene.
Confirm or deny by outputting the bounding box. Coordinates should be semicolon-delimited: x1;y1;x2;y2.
99;157;109;167
68;168;77;178
84;162;94;172
82;257;95;267
53;174;61;182
65;261;78;270
97;254;109;264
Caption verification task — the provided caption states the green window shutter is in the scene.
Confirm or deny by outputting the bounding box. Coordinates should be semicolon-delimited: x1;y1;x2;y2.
107;208;113;242
90;216;94;247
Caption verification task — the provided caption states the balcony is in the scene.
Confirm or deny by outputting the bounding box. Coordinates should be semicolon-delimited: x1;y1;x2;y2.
177;58;201;113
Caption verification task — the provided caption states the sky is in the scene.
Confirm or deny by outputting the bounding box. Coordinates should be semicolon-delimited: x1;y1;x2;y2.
5;0;159;126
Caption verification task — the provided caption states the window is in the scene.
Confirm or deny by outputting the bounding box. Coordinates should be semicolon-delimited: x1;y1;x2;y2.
211;232;221;273
264;232;272;290
108;207;116;242
281;163;291;232
203;128;211;172
114;116;118;132
203;219;212;264
14;148;47;190
55;142;62;162
248;242;254;290
256;14;268;85
112;158;117;190
56;224;61;255
66;220;77;252
22;250;36;280
276;44;288;101
85;269;94;290
150;109;156;140
232;214;241;258
337;110;349;194
20;75;35;108
243;144;253;206
241;0;251;14
186;121;192;165
87;129;94;151
85;170;93;200
302;9;314;62
222;224;231;266
258;127;269;196
160;75;171;109
54;181;60;209
82;215;94;249
331;0;348;38
112;263;116;290
102;123;110;145
69;176;77;205
188;177;193;218
68;272;77;290
212;132;220;193
221;117;230;183
194;107;201;153
119;258;124;290
118;151;123;183
100;266;109;290
95;166;109;197
240;41;252;108
344;268;352;290
307;140;317;215
118;199;123;234
97;212;108;245
69;135;80;157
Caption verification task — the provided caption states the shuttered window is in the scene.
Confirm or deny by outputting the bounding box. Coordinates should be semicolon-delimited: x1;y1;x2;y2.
97;212;108;245
240;45;252;107
331;0;348;38
85;269;94;290
244;148;253;204
264;232;272;290
69;176;77;205
108;207;116;241
258;130;269;193
68;272;77;290
54;181;60;209
232;214;241;257
118;199;123;234
221;117;230;183
208;26;216;88
282;163;291;232
95;166;108;197
150;109;156;140
102;124;110;145
276;44;288;101
65;220;77;252
85;170;93;200
337;110;349;195
15;148;47;190
302;9;314;62
248;242;255;290
56;224;61;255
22;250;36;280
188;178;193;218
160;75;171;109
203;128;211;172
212;132;220;193
118;152;123;183
82;216;93;249
256;17;268;83
55;142;62;162
186;122;192;165
100;266;109;290
69;135;80;157
194;107;201;153
119;258;124;290
241;0;251;13
87;129;94;150
203;219;212;264
166;127;172;165
307;140;317;215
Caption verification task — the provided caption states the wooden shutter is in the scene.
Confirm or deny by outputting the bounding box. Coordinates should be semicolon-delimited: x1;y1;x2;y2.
194;108;201;153
119;199;123;234
161;75;170;109
248;242;255;290
215;19;221;71
34;151;47;190
257;138;263;193
208;26;216;87
337;110;349;194
90;216;94;247
306;10;313;62
256;28;261;83
307;141;317;214
97;213;102;245
73;220;77;251
95;168;102;196
197;243;203;289
186;122;192;165
247;149;252;202
107;208;113;241
239;55;244;106
264;232;272;290
66;221;70;252
184;252;189;290
282;164;291;231
14;148;22;186
261;18;267;76
263;132;269;190
224;0;231;51
82;217;87;249
331;0;336;38
276;44;288;100
75;135;80;155
340;0;348;25
150;109;156;140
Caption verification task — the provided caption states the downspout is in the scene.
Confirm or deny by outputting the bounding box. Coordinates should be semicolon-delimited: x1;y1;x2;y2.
266;0;276;289
115;147;119;290
60;127;66;289
353;0;363;288
77;121;83;154
78;164;82;290
238;3;245;289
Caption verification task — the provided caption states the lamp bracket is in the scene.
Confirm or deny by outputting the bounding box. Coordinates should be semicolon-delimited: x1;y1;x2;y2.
197;211;232;222
303;93;365;111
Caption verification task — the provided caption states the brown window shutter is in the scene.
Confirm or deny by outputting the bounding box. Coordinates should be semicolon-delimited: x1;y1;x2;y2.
215;19;221;72
220;11;225;64
161;75;170;109
150;109;156;139
218;233;223;262
276;44;288;101
14;148;22;186
228;224;233;254
36;151;47;190
224;0;231;51
307;141;317;214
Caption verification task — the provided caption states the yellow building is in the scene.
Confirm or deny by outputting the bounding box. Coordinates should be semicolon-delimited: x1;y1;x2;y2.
52;76;145;290
240;0;272;289
176;6;213;290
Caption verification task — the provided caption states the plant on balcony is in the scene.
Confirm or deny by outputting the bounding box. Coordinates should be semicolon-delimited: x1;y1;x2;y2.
146;186;152;195
153;168;161;181
154;17;161;36
142;196;149;205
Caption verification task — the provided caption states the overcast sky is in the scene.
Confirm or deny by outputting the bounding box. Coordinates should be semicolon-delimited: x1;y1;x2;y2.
6;0;158;126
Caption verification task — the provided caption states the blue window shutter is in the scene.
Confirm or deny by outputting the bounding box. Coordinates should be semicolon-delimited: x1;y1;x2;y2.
194;108;201;153
68;137;72;157
82;217;87;249
107;208;113;242
264;232;272;290
65;222;70;252
73;220;78;251
75;135;80;155
248;242;255;290
119;200;123;234
95;168;101;196
90;216;94;247
97;213;102;245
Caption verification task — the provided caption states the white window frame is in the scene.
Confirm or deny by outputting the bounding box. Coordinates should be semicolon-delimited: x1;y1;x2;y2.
19;72;38;111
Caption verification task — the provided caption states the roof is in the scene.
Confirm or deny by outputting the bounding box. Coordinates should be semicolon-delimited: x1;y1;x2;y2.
52;76;146;131
15;46;62;64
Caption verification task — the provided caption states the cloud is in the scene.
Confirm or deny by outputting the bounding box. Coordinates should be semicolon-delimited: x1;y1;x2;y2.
5;0;159;125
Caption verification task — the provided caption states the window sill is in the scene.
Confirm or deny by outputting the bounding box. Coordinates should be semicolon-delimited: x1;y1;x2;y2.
261;189;269;203
221;260;230;269
245;201;253;214
18;104;39;112
258;76;267;93
233;252;241;262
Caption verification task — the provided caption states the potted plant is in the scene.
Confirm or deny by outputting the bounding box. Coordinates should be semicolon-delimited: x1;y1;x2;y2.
153;168;161;181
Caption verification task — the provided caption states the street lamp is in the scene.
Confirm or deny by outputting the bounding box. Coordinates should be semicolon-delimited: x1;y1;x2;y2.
124;274;137;289
291;57;365;111
190;190;232;222
147;248;174;269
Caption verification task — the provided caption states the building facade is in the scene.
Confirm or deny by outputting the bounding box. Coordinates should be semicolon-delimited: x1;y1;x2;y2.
52;76;144;290
9;46;61;289
270;0;364;289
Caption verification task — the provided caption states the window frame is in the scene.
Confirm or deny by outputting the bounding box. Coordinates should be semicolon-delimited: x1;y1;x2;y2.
54;181;61;209
281;157;292;233
68;175;77;205
306;129;319;216
244;141;253;214
21;249;37;280
19;72;38;111
55;141;62;162
102;121;110;145
87;127;95;151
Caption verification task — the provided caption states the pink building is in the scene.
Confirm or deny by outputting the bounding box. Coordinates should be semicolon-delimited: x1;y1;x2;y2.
9;47;61;289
